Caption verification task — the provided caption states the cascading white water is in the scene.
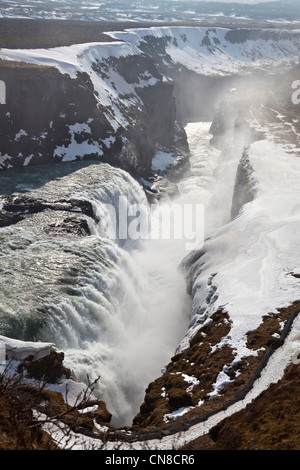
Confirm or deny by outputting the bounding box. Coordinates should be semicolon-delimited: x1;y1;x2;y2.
0;122;230;427
0;160;193;427
58;121;231;426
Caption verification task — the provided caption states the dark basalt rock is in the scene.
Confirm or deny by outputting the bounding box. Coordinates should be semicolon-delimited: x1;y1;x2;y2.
0;209;25;227
44;215;91;237
18;350;72;383
93;401;113;425
3;194;96;219
0;193;96;236
0;51;186;178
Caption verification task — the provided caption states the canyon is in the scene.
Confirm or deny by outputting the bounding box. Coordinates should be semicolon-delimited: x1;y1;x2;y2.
1;21;300;450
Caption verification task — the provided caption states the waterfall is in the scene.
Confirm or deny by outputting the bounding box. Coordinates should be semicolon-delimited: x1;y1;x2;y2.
0;161;191;426
0;122;228;427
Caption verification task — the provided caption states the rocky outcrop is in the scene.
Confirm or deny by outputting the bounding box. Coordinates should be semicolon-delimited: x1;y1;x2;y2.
0;193;95;236
0;210;24;227
0;61;109;168
231;149;256;219
0;49;186;177
209;96;259;150
0;332;114;449
182;360;300;451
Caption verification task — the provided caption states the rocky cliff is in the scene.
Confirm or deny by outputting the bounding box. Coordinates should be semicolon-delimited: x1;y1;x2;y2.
1;23;300;450
2;24;300;176
130;65;300;436
0;47;187;177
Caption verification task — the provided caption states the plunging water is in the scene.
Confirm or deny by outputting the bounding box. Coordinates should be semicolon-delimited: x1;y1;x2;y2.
0;122;224;426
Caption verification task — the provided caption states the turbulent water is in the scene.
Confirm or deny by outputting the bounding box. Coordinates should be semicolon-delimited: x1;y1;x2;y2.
0;122;224;426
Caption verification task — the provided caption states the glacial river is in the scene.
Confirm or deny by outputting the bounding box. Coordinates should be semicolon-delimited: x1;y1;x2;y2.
0;122;224;426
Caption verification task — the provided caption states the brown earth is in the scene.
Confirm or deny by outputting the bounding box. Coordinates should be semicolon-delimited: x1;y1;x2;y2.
0;350;113;450
0;380;58;450
132;301;300;435
182;361;300;450
1;302;299;450
1;19;300;449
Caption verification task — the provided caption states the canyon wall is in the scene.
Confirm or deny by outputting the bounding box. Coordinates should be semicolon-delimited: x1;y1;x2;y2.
2;25;300;176
0;49;187;177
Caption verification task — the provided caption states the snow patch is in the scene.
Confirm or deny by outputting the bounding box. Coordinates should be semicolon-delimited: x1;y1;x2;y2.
109;26;300;76
53;122;103;161
181;137;300;367
208;368;233;398
23;154;34;166
0;41;159;131
151;150;176;172
15;129;28;141
0;334;54;362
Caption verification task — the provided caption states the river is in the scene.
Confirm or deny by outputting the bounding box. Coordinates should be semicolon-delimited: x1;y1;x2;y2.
0;121;223;427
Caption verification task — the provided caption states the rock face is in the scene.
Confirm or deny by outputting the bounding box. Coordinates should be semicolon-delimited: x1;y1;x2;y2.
3;25;300;176
0;51;186;177
132;66;300;435
231;149;255;220
0;340;113;450
2;24;300;448
182;361;300;451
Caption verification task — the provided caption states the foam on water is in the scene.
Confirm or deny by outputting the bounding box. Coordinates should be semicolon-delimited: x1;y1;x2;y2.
0;123;225;426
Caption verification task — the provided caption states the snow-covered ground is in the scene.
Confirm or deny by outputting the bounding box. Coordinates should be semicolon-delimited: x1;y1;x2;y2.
109;26;300;75
1;24;300;449
36;119;300;449
0;334;54;362
2;117;299;449
35;311;300;450
0;0;298;24
0;41;158;132
1;26;300;132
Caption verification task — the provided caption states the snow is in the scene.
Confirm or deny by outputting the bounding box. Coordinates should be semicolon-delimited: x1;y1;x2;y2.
15;129;28;141
1;25;300;449
0;42;137;79
53;123;103;161
167;115;300;419
45;379;95;407
151;149;176;172
164;406;193;422
182;373;199;386
103;135;116;148
0;153;12;168
93;422;109;433
208;368;233;398
0;41;158;131
109;26;300;76
0;334;96;421
182;138;300;363
0;334;54;361
1;27;299;136
2;121;296;451
105;313;300;449
37;313;300;449
23;154;34;166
